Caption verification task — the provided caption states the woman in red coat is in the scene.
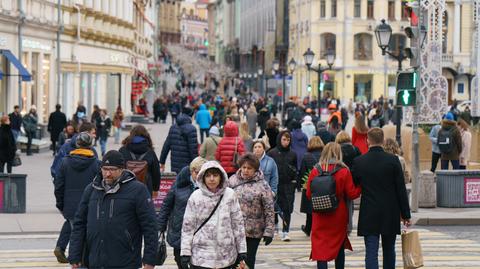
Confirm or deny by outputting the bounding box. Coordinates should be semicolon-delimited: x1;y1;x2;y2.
351;112;369;154
306;142;361;269
215;120;246;177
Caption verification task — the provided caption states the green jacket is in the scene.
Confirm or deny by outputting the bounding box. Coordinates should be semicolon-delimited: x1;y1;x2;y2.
23;113;38;133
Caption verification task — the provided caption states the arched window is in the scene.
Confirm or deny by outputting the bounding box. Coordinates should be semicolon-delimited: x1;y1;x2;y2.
388;34;407;58
354;33;373;60
320;33;336;58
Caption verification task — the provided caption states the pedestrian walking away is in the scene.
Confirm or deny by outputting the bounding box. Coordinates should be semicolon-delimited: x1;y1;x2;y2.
215;121;246;177
228;153;275;269
195;104;212;143
22;106;38;156
429;123;442;173
306;142;361;269
180;161;247;269
157;157;208;269
53;132;99;263
0;116;16;173
199;126;222;161
95;109;112;156
160;114;199;174
351;112;369;155
438;112;462;170
352;128;411;269
69;150;158;269
48;104;67;156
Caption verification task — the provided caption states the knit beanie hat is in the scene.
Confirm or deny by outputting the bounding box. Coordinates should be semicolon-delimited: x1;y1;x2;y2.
101;150;125;168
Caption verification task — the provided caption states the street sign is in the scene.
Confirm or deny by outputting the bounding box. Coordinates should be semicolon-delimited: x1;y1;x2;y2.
396;71;417;106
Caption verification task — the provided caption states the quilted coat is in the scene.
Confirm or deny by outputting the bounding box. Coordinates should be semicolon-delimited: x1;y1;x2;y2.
228;170;275;239
215;121;246;174
160;114;199;173
181;161;247;268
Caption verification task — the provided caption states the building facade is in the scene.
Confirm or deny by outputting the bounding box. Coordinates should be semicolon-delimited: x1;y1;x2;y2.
289;0;476;104
180;1;208;56
159;0;182;44
0;0;155;122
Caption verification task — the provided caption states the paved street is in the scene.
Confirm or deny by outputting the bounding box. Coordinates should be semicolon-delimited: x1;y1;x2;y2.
0;227;479;268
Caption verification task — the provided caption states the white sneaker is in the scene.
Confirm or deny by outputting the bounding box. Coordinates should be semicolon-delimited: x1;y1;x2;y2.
281;232;291;242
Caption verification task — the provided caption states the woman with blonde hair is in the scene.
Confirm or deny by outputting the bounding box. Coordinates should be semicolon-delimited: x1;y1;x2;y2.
239;122;253;152
383;138;410;184
457;118;472;170
306;142;361;269
299;136;325;236
352;112;369;154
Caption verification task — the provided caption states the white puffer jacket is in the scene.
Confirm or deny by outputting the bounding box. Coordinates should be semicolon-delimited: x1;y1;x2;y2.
181;161;247;268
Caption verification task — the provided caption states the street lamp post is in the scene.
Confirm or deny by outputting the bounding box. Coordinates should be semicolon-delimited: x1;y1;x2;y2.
304;48;335;117
258;66;264;98
273;58;297;124
374;19;407;146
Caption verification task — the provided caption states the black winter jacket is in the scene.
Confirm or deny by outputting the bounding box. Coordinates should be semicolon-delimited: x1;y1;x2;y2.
8;112;22;131
54;149;100;220
69;170;158;268
340;143;361;169
119;139;161;194
299;149;321;214
0;124;16;163
159;114;198;173
157;166;196;249
352;146;411;236
48;110;67;142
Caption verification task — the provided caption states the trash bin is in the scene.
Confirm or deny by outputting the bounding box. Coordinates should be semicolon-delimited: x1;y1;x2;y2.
436;170;480;208
0;173;27;213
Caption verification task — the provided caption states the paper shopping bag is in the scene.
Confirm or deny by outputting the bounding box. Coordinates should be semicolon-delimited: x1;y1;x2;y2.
402;230;424;269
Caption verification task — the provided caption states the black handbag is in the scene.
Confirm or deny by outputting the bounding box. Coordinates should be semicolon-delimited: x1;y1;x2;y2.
155;232;167;265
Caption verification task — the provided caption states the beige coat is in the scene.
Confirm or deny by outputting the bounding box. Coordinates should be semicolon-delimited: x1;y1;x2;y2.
460;129;472;166
199;135;221;161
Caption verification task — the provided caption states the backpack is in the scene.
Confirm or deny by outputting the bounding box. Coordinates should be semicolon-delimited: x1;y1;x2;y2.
437;128;454;154
310;164;341;213
126;152;149;183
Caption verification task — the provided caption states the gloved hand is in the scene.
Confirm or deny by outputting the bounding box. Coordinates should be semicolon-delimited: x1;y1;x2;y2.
180;256;191;269
263;236;273;246
237;252;247;263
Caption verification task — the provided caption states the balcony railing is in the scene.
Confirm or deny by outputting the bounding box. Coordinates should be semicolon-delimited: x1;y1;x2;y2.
442;54;453;64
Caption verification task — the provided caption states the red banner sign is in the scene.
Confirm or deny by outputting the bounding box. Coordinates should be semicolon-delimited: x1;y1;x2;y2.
153;172;176;211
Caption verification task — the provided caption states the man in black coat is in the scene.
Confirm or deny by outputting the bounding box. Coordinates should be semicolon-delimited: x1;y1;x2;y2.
69;150;157;269
53;132;99;263
352;128;411;269
48;104;67;156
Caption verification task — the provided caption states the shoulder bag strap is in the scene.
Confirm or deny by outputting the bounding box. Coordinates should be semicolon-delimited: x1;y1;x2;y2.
130;152;137;160
194;194;224;236
212;136;218;146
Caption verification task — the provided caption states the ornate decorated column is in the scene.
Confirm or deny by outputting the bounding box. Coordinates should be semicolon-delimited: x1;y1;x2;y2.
472;1;480;117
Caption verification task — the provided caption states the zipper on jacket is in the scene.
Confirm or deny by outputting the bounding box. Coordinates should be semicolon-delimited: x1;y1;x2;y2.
124;230;134;251
96;199;100;220
109;199;114;218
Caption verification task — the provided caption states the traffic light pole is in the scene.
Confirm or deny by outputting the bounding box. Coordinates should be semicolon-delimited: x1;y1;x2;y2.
386;46;407;146
306;63;331;117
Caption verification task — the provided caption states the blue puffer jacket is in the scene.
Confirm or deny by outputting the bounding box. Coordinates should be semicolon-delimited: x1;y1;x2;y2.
157;166;197;249
259;153;278;194
160;114;199;173
69;170;158;268
195;104;212;129
54;149;100;220
51;134;98;179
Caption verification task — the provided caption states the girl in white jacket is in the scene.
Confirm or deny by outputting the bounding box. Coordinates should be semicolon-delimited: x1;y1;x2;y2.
181;161;247;269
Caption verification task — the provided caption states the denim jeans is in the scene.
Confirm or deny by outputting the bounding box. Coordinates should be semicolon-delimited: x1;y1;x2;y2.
114;127;121;144
364;234;397;269
316;245;345;269
11;129;20;142
99;138;107;156
56;219;72;250
441;159;460;170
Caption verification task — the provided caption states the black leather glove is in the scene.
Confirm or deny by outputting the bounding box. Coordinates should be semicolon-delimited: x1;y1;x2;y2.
263;236;273;246
180;255;191;269
237;252;247;263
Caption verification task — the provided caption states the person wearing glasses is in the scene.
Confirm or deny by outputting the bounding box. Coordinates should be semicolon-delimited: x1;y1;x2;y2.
69;150;158;269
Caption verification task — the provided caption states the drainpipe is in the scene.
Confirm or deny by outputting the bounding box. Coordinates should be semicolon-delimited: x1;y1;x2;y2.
56;0;62;105
18;0;25;110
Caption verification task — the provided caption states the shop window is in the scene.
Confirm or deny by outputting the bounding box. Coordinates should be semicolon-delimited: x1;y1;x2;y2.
320;33;336;58
354;33;373;60
331;0;337;18
320;0;326;18
367;0;374;19
354;0;361;18
457;83;464;94
354;74;373;103
388;34;407;58
388;0;395;20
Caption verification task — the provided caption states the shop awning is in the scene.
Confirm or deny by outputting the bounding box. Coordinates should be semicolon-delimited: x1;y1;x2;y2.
0;49;31;81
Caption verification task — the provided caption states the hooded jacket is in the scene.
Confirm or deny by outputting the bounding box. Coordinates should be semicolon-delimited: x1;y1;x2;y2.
51;134;99;179
215;121;246;174
119;137;161;194
228;170;275;239
195;104;212;129
200;135;222;161
290;129;308;170
157;166;196;249
54;148;100;220
181;161;247;268
0;124;16;163
439;119;463;160
69;170;158;268
301;116;316;140
160;114;199;173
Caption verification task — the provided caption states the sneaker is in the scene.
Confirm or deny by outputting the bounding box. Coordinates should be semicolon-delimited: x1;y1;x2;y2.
281;232;291;242
54;247;68;263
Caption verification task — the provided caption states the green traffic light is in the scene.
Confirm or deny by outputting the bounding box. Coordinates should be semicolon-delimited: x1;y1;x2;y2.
307;84;312;92
402;90;410;105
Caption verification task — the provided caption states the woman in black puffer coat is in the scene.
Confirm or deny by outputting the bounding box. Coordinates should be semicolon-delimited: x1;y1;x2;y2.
0;116;16;173
119;125;161;195
299;136;325;236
